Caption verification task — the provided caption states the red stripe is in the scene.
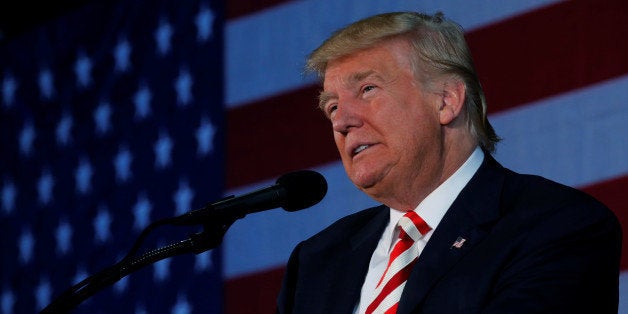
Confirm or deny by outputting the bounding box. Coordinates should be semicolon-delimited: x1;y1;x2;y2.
226;0;628;188
376;237;413;287
468;0;628;112
385;304;399;314
226;87;338;188
226;0;292;19
224;266;285;314
366;261;416;314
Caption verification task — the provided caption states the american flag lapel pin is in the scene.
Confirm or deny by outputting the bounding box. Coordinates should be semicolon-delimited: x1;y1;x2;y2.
451;236;467;249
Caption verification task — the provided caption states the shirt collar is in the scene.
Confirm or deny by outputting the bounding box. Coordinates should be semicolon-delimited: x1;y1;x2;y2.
389;146;484;231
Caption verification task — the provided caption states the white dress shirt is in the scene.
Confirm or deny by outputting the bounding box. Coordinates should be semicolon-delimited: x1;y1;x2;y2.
354;147;484;313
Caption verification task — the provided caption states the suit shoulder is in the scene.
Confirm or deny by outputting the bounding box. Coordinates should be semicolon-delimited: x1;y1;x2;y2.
501;170;618;225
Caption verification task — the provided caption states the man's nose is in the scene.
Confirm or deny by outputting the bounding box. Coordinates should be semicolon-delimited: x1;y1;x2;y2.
332;101;363;134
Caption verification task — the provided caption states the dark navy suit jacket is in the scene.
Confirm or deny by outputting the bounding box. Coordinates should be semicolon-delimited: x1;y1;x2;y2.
276;153;622;313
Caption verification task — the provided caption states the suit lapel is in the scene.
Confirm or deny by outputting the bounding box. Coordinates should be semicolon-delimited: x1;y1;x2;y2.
397;154;506;314
324;206;389;312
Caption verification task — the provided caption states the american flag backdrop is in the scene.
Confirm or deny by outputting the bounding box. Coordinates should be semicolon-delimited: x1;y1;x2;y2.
1;0;225;313
1;0;627;314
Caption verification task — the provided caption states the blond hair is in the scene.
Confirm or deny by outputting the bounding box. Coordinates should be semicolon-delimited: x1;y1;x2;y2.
307;12;500;152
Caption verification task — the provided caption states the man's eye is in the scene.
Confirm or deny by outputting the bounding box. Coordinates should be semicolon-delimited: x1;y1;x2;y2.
326;104;338;117
362;85;376;94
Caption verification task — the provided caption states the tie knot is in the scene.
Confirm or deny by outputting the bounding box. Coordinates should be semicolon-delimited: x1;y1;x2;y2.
398;211;431;242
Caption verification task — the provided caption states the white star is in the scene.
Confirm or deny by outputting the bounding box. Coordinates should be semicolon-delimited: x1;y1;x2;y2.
154;19;173;56
38;68;55;100
94;102;112;136
1;179;16;214
55;219;73;255
18;228;34;264
153;257;170;282
114;37;132;73
19;121;36;156
1;289;15;314
134;83;152;120
171;295;192;314
196;116;215;156
56;112;73;146
75;156;93;194
154;131;173;169
93;205;112;243
74;51;93;88
174;68;193;106
2;73;17;107
135;304;147;314
133;192;152;230
195;250;213;272
195;5;214;42
37;169;55;206
114;145;133;183
35;278;51;311
173;179;194;216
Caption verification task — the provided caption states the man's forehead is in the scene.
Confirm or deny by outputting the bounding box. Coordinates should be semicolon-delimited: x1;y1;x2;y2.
323;68;381;87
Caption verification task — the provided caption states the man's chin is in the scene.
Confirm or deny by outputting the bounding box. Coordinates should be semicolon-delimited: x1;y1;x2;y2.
350;171;384;194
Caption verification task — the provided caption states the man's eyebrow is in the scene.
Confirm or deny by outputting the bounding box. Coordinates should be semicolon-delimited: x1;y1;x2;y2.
318;91;336;111
350;70;377;83
318;70;379;110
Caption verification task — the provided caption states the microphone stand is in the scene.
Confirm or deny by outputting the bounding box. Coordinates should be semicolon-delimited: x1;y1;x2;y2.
41;169;327;313
41;205;237;314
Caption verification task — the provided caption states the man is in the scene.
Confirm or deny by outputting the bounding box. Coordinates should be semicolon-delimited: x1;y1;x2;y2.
276;12;622;314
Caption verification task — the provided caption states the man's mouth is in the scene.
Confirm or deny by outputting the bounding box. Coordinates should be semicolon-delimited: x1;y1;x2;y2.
353;144;370;155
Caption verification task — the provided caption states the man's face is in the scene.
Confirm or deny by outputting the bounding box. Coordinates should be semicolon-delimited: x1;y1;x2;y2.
320;39;444;206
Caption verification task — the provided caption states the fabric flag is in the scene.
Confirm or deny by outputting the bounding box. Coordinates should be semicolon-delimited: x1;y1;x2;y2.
0;1;225;313
221;0;628;313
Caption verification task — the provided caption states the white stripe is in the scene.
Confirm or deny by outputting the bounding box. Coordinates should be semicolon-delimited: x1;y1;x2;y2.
226;0;561;107
491;75;628;188
620;271;628;312
400;216;423;242
372;283;406;313
375;244;417;294
224;75;628;278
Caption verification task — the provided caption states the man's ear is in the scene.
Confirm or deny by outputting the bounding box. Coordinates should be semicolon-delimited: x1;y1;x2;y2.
438;78;466;125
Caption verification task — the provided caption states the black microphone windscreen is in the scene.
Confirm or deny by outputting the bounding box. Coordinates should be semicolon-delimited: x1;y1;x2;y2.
276;170;328;211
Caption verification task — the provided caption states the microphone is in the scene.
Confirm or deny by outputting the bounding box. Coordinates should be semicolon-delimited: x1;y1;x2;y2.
172;170;328;225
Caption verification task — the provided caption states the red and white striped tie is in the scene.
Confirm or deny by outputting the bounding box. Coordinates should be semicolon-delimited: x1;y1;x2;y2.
365;211;431;314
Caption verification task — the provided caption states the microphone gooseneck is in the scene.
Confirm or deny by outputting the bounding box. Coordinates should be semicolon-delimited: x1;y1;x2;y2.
172;170;328;225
